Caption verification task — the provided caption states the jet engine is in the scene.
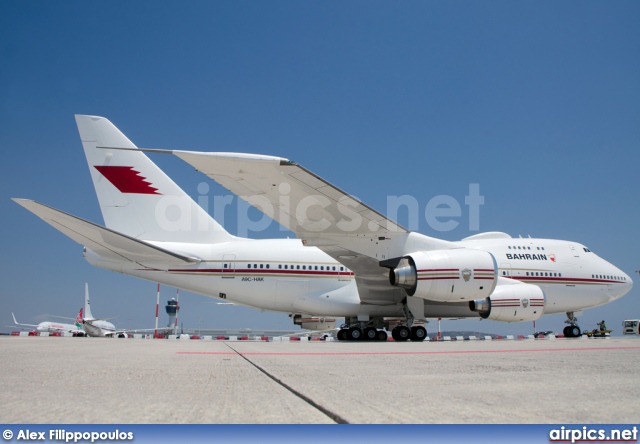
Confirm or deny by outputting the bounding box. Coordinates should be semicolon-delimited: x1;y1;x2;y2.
469;282;545;322
293;315;336;331
389;249;497;303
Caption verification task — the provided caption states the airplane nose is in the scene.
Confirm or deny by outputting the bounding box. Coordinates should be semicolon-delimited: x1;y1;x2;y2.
614;270;633;300
625;272;634;293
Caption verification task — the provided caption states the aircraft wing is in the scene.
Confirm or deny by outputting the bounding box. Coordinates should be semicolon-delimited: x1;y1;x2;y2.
168;151;414;304
166;151;412;304
171;151;407;235
106;148;407;236
11;313;38;329
13;199;199;268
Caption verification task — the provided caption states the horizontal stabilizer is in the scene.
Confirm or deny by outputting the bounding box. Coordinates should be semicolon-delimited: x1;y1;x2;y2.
12;199;199;268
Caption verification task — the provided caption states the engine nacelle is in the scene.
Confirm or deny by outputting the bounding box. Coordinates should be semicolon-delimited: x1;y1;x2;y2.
469;282;546;322
389;249;497;303
293;315;336;331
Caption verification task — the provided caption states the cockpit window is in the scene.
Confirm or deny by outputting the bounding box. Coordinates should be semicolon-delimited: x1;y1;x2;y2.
583;247;592;252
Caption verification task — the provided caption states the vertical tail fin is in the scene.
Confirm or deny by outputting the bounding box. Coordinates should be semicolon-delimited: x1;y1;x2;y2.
83;283;94;321
75;115;234;244
75;308;84;328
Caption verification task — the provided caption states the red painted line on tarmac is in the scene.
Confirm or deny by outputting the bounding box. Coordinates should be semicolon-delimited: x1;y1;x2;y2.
176;345;640;356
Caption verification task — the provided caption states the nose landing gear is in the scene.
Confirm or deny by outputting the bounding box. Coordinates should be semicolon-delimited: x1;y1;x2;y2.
563;312;582;338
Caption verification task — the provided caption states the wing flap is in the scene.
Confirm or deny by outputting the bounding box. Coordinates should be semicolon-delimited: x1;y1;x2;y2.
13;199;199;267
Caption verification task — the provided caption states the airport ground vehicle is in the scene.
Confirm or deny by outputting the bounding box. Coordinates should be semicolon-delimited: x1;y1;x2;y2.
622;319;639;335
583;329;612;337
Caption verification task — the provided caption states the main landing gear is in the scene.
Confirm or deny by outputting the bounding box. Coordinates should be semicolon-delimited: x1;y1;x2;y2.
336;323;427;342
336;326;388;341
390;325;427;342
336;299;429;342
563;312;582;338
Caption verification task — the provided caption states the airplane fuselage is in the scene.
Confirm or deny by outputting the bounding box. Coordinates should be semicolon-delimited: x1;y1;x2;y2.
82;319;116;337
37;322;82;334
85;235;631;320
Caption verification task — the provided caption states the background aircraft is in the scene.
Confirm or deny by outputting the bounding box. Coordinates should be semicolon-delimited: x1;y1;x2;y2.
80;283;117;337
11;310;85;336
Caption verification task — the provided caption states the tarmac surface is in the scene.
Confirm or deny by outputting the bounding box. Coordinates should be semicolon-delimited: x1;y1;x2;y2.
1;336;639;424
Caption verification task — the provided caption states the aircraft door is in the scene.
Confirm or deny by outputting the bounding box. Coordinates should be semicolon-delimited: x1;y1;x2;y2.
500;262;512;277
222;254;236;278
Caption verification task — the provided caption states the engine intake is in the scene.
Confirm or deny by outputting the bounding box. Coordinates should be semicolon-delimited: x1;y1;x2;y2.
389;249;497;303
469;281;545;322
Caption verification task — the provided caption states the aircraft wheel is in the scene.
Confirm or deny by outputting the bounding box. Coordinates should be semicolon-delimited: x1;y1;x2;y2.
570;326;581;337
376;330;388;342
562;326;570;337
337;329;347;341
395;326;410;342
410;326;427;342
348;327;363;341
364;327;377;341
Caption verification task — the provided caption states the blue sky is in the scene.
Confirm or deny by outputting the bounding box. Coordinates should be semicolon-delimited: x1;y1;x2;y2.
1;1;638;336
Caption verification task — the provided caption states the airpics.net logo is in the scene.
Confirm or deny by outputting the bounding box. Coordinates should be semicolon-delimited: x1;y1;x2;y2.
549;426;638;443
153;182;485;237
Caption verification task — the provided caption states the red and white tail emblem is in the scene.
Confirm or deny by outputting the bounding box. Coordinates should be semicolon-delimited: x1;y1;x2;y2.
75;308;83;325
549;254;556;262
94;166;161;195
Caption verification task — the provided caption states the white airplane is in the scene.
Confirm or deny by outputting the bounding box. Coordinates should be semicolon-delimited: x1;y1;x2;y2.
80;283;166;337
11;309;85;336
13;115;633;341
80;283;118;337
